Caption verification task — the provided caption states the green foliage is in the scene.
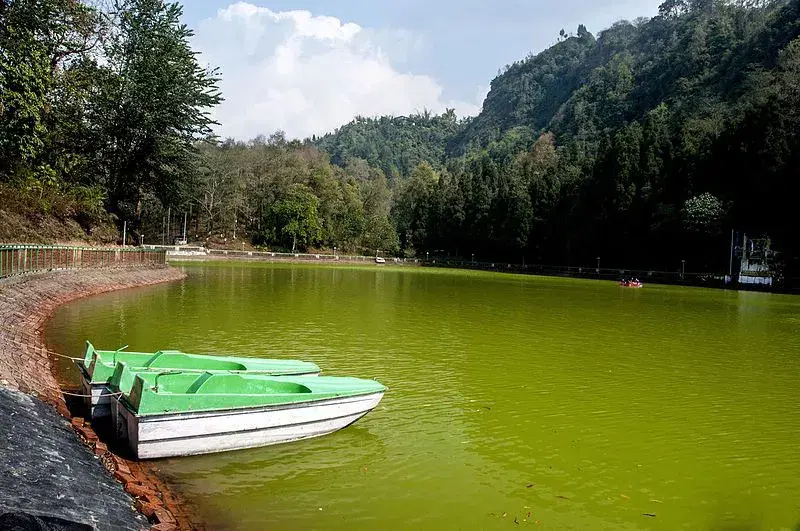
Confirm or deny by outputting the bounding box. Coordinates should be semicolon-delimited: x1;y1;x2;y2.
450;28;597;154
392;162;439;252
0;0;221;243
2;0;799;281
312;110;464;179
682;192;725;234
195;139;399;254
345;0;800;275
0;0;54;172
96;0;222;213
264;184;322;252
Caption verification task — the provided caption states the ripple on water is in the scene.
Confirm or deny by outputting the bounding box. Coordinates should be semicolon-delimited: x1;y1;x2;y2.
43;265;800;530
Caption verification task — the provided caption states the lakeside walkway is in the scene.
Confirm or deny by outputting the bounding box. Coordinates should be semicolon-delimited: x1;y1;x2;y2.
0;266;196;530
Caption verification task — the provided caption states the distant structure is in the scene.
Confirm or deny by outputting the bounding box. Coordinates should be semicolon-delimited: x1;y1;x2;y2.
732;233;776;287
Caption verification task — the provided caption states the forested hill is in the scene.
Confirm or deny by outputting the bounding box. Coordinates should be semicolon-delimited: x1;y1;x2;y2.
453;0;800;155
2;0;798;286
317;0;800;164
311;110;465;179
313;0;800;284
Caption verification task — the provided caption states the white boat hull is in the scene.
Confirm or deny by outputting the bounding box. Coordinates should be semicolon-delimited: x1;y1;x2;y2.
113;392;384;459
78;369;116;419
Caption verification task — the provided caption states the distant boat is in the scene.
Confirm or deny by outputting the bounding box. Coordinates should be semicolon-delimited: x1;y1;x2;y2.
619;279;644;288
110;363;386;459
375;256;386;264
77;342;320;418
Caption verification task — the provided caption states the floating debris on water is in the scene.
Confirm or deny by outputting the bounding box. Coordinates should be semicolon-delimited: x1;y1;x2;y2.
643;513;657;518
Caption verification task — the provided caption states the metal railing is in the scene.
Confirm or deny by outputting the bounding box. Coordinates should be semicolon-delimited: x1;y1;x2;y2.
0;245;168;279
139;245;409;264
205;249;407;263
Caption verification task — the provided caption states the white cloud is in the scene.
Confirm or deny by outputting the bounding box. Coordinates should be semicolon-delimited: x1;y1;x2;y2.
193;2;482;140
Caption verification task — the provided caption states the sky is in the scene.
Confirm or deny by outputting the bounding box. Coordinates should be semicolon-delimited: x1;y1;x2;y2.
180;0;664;140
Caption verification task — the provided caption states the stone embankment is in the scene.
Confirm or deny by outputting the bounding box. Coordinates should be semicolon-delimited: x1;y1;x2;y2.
0;266;201;530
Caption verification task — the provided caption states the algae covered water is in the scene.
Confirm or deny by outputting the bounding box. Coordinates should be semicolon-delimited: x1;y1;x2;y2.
45;263;800;529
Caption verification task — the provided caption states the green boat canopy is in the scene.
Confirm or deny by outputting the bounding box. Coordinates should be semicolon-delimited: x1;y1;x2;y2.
80;341;320;383
112;362;387;416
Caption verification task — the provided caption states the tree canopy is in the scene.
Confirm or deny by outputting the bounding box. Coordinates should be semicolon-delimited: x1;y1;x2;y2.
2;0;799;286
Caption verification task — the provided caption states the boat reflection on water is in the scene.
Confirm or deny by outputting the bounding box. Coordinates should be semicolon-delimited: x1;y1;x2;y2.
158;425;387;496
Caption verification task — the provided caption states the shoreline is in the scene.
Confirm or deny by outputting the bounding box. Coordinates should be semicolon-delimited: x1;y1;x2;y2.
166;251;785;293
0;265;200;529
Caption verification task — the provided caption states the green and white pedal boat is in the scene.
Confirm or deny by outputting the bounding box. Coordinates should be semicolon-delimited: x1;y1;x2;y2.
77;341;320;418
109;363;386;459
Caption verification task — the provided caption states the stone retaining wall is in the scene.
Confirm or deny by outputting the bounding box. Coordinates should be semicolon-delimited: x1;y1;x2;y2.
0;266;202;530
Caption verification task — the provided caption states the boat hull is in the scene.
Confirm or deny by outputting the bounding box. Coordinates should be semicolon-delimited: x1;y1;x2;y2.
113;391;384;459
78;365;116;418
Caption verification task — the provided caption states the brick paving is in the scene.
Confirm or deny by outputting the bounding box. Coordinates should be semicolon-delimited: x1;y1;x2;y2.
0;266;203;530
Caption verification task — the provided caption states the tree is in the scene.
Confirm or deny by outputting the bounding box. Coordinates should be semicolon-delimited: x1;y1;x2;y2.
96;0;222;220
0;0;107;180
265;184;322;252
0;0;53;174
682;192;724;234
392;162;438;253
659;0;689;19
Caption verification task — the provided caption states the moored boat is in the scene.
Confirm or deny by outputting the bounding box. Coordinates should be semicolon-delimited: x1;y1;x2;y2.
110;363;386;459
77;342;320;418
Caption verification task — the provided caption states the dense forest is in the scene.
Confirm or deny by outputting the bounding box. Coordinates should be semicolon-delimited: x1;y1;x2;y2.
315;0;800;282
1;0;798;284
0;0;220;242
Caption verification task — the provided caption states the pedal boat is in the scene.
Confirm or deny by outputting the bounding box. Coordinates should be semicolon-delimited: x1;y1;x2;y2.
109;363;386;459
76;341;320;418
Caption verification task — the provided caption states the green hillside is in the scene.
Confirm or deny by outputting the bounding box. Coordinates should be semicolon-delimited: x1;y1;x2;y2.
316;0;799;284
2;0;798;286
312;111;464;180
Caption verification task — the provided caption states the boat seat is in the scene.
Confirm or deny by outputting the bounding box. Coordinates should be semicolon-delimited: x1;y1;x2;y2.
142;351;166;367
190;374;312;395
186;372;214;394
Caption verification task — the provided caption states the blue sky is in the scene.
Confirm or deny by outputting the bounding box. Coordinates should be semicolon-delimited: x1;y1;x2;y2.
180;0;664;139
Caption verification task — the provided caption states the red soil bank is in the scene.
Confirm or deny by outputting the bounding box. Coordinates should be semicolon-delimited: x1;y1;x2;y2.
0;266;203;530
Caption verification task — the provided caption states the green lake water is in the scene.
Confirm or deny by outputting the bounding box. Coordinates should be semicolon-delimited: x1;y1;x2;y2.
44;263;800;530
